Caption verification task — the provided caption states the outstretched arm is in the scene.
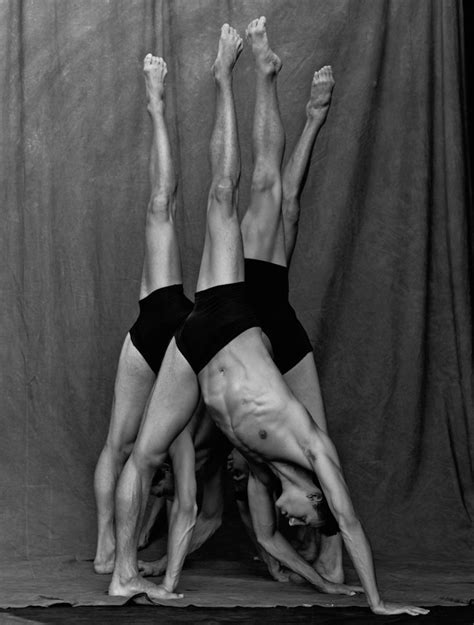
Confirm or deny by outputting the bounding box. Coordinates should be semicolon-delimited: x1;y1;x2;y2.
303;428;429;616
247;467;360;596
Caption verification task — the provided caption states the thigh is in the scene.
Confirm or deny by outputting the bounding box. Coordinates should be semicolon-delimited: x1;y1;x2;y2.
196;200;244;292
134;338;200;460
106;334;156;450
140;210;183;298
284;352;328;433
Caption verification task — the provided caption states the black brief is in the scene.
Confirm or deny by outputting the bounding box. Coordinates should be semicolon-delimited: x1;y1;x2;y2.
175;282;260;374
129;284;193;374
244;259;312;374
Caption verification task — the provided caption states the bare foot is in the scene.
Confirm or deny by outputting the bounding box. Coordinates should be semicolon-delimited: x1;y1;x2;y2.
246;16;282;75
94;556;114;575
306;66;335;119
94;536;115;574
143;54;167;112
109;573;183;601
212;24;243;81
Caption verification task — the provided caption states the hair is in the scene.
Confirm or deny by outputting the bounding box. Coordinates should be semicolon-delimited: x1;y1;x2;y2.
306;491;323;511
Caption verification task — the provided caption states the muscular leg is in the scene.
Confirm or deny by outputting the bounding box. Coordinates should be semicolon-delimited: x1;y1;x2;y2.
141;55;183;295
93;56;181;574
282;66;334;264
240;17;285;266
109;27;242;600
94;338;155;573
196;24;243;291
109;339;199;600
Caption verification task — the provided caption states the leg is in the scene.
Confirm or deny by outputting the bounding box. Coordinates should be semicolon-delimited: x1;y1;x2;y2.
240;17;286;266
93;336;155;573
196;25;243;292
284;353;327;433
282;66;335;263
109;340;199;600
141;55;183;296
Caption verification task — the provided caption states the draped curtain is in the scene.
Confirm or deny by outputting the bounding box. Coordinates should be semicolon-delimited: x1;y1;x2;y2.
1;0;472;561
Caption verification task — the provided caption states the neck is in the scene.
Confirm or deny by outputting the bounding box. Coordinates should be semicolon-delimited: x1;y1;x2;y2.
270;461;315;490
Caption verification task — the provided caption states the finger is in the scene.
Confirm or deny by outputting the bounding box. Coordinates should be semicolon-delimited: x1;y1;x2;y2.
410;607;430;615
341;587;357;596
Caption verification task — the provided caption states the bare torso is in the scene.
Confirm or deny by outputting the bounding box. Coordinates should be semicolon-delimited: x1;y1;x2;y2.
198;328;311;470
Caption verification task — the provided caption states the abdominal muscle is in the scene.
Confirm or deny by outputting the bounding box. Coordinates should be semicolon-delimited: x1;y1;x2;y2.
198;329;293;462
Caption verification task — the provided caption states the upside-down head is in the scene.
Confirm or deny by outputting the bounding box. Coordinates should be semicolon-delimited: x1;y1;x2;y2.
275;482;328;528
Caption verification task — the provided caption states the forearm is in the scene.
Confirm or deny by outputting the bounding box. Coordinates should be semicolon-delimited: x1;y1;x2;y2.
161;500;197;592
339;519;381;608
261;532;329;592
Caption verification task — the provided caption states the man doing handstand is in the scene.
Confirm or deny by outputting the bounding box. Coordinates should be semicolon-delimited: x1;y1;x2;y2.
239;17;341;584
93;55;193;574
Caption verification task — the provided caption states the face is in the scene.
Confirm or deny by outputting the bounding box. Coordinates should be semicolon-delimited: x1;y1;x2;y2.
275;485;326;528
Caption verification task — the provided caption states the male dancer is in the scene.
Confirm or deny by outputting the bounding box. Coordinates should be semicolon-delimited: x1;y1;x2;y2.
110;23;428;616
93;55;193;574
240;17;341;584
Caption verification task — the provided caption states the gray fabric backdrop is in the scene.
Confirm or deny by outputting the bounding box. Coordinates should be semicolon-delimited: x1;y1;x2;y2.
1;0;472;563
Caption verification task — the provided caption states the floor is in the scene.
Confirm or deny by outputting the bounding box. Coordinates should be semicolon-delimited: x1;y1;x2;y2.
1;604;474;625
0;553;472;611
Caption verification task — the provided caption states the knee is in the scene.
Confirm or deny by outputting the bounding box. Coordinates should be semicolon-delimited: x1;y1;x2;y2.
147;187;176;222
131;446;168;476
251;165;280;194
210;177;237;204
209;177;238;217
104;439;134;466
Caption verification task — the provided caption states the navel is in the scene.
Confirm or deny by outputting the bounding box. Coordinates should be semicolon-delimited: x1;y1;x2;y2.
258;429;267;440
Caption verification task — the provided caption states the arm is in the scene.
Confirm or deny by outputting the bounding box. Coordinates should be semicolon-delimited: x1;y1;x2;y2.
304;428;428;615
236;489;289;583
247;467;358;595
160;428;198;592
